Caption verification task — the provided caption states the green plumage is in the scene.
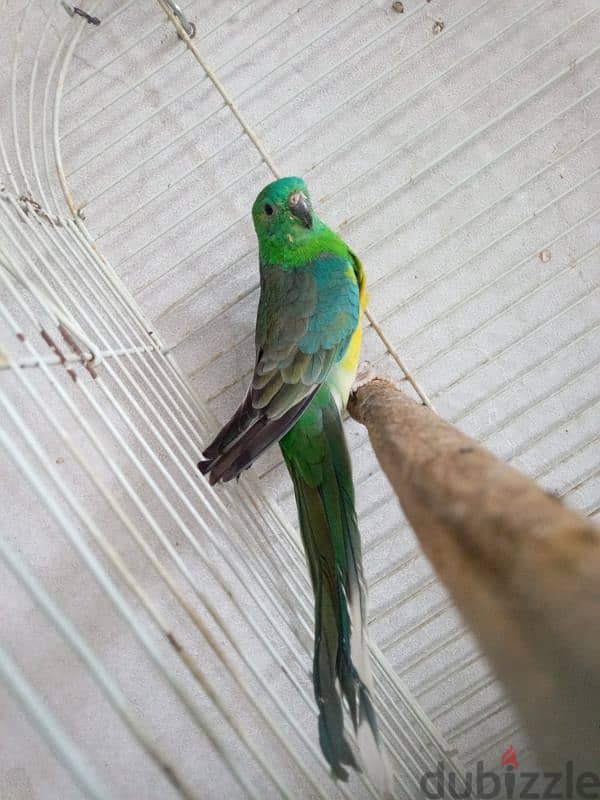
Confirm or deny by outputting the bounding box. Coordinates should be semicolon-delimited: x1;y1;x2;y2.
280;386;377;780
198;177;383;784
253;256;358;417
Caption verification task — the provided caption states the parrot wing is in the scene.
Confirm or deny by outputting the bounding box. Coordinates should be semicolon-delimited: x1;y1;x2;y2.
198;254;360;483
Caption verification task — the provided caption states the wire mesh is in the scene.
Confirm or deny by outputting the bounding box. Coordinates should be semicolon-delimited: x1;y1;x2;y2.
1;0;599;797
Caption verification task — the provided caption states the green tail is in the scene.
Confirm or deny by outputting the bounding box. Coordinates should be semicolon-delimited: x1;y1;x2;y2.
280;385;380;781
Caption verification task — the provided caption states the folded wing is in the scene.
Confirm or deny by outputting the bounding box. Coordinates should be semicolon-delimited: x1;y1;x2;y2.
198;256;359;484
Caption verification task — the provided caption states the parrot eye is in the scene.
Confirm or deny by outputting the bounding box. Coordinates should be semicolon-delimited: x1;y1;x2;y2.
264;203;274;216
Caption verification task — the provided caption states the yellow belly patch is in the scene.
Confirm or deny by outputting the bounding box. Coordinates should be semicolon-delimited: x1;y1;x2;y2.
329;277;367;407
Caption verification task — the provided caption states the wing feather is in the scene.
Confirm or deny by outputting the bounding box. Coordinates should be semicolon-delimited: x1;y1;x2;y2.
199;254;360;482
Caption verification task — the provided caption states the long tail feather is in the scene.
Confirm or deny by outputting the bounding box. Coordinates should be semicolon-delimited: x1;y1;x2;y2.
280;386;385;784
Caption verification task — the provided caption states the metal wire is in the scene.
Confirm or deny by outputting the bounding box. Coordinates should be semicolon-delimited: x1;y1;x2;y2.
124;19;598;410
0;527;198;800
0;200;352;799
154;0;437;412
1;188;460;792
2;0;598;794
0;643;111;800
0;3;480;796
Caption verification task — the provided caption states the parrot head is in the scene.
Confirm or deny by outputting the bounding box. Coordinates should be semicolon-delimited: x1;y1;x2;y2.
252;177;314;243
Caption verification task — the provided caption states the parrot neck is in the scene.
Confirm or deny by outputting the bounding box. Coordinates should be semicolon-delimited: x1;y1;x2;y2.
258;219;348;268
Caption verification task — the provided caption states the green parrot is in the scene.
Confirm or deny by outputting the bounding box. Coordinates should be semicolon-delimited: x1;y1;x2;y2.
198;177;383;782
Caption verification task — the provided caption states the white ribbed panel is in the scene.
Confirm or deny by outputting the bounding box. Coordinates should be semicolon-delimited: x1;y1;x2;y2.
1;0;598;795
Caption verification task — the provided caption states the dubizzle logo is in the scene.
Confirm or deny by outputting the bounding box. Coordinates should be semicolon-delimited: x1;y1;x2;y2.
501;744;519;770
419;744;600;798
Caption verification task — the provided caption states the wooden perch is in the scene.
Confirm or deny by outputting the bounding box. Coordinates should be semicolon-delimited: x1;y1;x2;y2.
348;374;600;770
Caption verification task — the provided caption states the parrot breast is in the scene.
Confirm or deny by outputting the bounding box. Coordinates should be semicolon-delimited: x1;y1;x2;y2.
327;265;367;408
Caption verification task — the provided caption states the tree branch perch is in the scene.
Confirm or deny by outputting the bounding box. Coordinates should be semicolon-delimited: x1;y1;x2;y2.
348;374;600;770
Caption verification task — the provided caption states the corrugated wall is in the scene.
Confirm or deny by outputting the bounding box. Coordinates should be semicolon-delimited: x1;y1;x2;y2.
1;0;599;796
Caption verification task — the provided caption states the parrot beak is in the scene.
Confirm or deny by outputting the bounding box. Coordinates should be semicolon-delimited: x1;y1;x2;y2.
289;191;312;229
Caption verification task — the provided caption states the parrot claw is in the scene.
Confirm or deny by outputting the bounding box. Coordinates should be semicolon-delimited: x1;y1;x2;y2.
352;361;378;391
